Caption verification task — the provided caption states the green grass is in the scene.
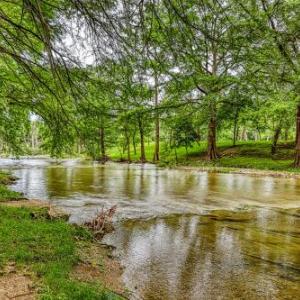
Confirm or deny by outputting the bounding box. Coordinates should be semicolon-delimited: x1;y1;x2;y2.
108;140;300;173
0;171;23;201
0;171;17;185
0;171;123;299
109;144;156;162
0;206;122;300
0;184;23;201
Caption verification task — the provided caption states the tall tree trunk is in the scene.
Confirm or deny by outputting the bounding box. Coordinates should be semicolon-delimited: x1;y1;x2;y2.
257;128;261;140
271;127;281;155
124;126;131;162
233;110;239;146
174;147;178;162
132;131;137;155
241;127;247;141
99;124;106;162
138;117;146;163
207;50;218;160
284;127;289;141
153;72;160;162
77;138;81;155
196;128;201;143
31;121;37;149
294;105;300;167
207;113;218;160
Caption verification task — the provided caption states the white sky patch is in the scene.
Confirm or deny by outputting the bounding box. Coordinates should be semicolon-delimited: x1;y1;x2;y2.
30;113;39;121
55;15;96;66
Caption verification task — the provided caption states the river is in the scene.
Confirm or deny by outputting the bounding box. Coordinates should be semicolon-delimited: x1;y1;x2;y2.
1;158;300;299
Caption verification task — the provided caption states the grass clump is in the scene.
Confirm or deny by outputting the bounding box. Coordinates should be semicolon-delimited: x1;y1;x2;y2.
0;171;23;201
0;171;16;185
0;206;123;299
0;184;23;201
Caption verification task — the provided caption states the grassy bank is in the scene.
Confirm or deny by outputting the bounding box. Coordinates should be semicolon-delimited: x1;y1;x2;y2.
0;172;124;300
108;140;300;173
0;171;24;201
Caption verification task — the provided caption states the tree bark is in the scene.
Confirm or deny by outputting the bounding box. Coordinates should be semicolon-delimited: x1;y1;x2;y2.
241;127;248;141
207;50;218;160
284;128;289;141
207;114;218;160
153;72;160;162
124;126;131;162
233;110;239;146
132;131;137;155
294;105;300;167
77;138;82;155
31;121;37;149
138;117;146;163
271;127;281;155
99;124;106;162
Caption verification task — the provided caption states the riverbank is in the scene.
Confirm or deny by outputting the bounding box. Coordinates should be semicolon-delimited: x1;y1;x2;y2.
0;172;125;300
109;140;300;176
173;165;300;179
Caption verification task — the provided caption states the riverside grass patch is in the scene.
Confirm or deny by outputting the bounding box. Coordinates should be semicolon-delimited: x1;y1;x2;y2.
0;184;23;201
0;206;123;300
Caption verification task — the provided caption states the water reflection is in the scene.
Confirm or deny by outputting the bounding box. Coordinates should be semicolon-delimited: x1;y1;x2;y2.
104;211;300;300
1;158;300;299
1;159;299;223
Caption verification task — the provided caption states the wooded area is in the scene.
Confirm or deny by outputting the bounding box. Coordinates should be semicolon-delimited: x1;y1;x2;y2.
0;2;300;299
0;0;299;167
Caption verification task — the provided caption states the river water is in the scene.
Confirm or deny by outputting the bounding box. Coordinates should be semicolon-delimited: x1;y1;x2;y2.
1;158;300;299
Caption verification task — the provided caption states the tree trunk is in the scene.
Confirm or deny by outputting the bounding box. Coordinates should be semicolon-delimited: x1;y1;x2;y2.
207;51;218;160
207;114;218;160
284;128;289;141
153;72;160;162
241;127;248;141
77;138;81;155
294;105;300;167
257;128;261;140
196;128;201;143
132;132;137;155
233;110;239;146
138;117;146;163
271;127;281;155
99;125;106;162
185;145;188;158
127;141;131;162
124;126;131;163
31;121;37;149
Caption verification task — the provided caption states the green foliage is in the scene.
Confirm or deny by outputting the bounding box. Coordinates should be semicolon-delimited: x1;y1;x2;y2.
165;114;199;150
0;0;299;164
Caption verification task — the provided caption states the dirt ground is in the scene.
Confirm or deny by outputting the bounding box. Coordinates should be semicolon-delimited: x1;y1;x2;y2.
0;263;36;300
0;200;126;299
72;242;126;297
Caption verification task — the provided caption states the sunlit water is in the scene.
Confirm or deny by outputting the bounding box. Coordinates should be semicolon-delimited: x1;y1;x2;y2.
1;158;300;299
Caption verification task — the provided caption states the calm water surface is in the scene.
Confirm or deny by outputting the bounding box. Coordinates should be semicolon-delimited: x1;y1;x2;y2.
1;158;300;299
